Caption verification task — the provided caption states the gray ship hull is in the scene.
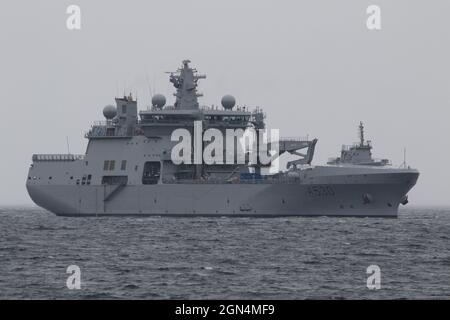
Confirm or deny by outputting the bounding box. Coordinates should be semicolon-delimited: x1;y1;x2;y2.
26;167;418;217
25;61;420;218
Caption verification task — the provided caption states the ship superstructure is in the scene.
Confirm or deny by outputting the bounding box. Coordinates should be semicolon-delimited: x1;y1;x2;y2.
26;60;419;217
327;122;390;166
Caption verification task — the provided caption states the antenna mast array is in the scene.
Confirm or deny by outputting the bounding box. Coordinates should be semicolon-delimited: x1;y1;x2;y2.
359;121;365;146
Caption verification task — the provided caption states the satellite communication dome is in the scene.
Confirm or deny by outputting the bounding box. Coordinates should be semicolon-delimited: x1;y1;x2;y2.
152;94;166;108
221;95;236;110
103;105;117;119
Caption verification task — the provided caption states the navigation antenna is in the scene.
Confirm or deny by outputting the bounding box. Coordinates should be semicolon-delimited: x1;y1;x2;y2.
66;136;71;155
146;75;153;110
401;147;407;168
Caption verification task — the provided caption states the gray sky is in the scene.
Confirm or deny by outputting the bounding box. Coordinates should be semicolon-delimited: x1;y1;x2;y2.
1;0;449;206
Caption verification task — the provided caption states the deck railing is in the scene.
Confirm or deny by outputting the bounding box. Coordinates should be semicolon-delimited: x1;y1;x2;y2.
32;154;85;162
85;125;132;138
162;175;300;185
280;136;309;142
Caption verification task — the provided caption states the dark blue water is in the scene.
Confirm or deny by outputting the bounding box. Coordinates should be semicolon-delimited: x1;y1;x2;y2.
0;207;449;299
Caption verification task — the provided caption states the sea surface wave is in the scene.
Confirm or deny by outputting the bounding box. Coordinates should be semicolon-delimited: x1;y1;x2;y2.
0;207;449;299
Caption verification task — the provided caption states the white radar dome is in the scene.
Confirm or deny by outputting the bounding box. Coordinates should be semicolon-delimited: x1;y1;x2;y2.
152;94;166;108
103;105;117;119
221;95;236;110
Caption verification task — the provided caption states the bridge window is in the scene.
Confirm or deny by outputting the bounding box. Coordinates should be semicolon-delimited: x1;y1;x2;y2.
102;175;128;185
121;160;127;170
104;160;116;171
106;127;115;136
142;161;161;185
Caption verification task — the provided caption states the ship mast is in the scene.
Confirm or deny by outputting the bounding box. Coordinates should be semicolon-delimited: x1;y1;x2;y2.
359;121;365;147
169;59;206;110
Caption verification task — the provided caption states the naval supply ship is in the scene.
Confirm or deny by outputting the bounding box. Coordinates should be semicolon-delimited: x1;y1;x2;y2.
26;60;419;217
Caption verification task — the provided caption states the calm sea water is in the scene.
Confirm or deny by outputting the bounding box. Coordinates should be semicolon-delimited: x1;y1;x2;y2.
0;206;449;299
